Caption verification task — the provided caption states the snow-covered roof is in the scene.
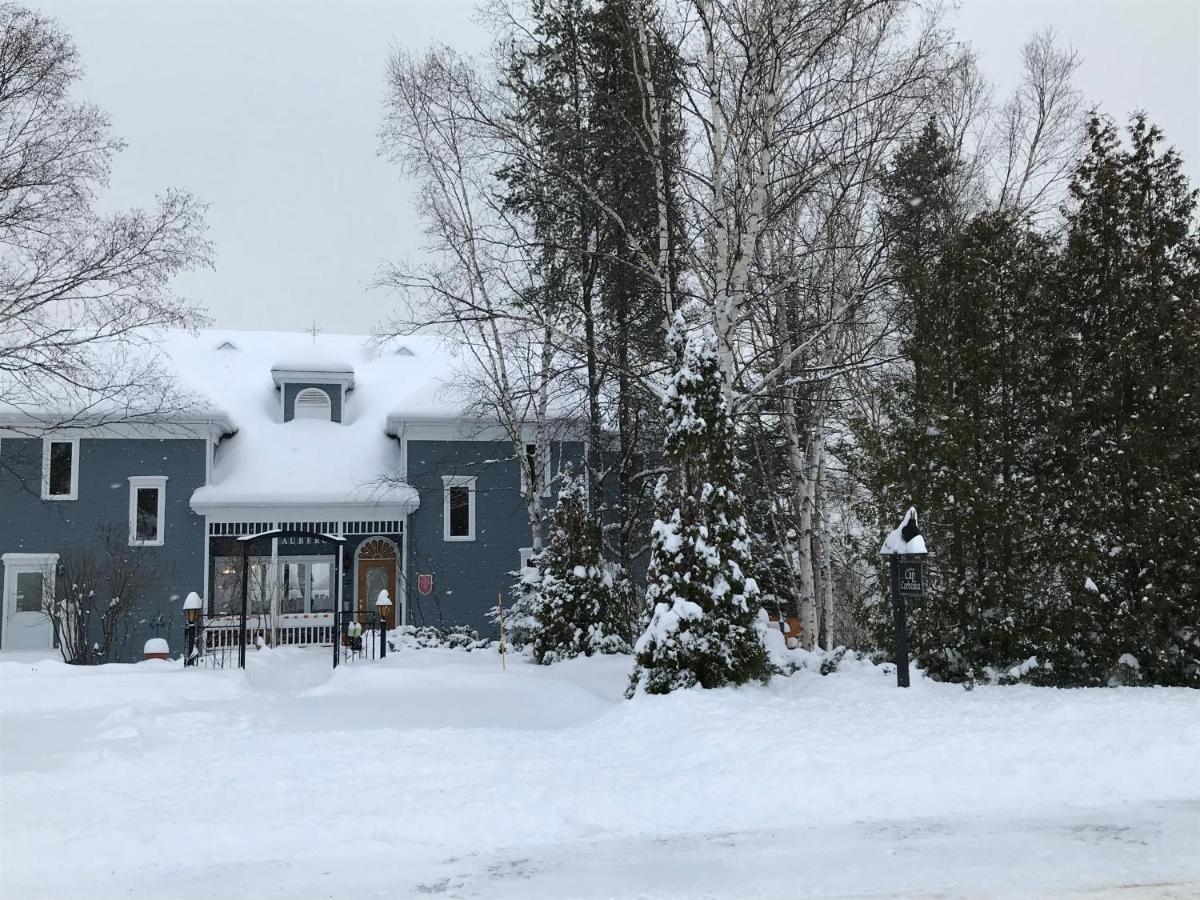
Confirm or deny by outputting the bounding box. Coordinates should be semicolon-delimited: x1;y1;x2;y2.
156;329;468;516
2;326;583;516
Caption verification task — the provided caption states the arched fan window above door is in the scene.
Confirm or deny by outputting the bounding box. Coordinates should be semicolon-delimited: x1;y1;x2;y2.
294;387;332;420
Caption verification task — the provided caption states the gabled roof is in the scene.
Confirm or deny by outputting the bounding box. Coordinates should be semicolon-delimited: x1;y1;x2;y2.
159;329;466;515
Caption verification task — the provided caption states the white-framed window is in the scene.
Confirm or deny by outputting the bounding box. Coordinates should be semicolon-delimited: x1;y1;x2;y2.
293;387;333;421
441;475;477;541
518;546;537;570
41;438;79;500
280;556;335;613
128;476;168;546
521;442;551;498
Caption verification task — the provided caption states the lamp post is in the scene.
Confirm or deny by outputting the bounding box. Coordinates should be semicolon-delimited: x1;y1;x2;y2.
375;589;393;659
879;508;927;688
182;591;203;667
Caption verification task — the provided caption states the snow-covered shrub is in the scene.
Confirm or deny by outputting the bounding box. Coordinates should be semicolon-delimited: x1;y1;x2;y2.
387;625;495;653
628;319;773;696
493;563;541;651
523;472;631;664
1108;653;1143;687
819;647;848;676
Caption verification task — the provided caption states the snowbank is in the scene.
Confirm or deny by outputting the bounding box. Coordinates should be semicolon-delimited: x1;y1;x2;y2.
1;648;1196;898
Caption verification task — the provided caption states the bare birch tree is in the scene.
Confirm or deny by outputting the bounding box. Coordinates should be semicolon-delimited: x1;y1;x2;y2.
0;5;210;429
379;47;571;552
994;29;1084;222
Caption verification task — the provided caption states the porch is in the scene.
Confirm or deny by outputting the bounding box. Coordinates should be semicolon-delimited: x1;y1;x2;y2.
206;519;407;629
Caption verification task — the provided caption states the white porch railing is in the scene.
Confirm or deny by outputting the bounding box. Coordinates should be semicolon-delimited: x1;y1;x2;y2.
201;613;336;648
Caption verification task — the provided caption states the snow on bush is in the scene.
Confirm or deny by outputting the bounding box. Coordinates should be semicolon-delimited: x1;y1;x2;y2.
520;471;631;665
386;625;497;653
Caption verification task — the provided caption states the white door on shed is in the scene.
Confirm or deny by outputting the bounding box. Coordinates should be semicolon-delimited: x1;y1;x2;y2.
2;553;57;652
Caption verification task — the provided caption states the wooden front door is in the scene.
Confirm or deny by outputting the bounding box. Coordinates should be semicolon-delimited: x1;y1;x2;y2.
356;539;397;628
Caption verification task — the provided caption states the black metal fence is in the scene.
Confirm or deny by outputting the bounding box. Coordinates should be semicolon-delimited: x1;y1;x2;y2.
185;607;387;669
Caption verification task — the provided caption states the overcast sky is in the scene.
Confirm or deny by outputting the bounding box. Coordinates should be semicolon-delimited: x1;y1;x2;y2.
32;0;1200;334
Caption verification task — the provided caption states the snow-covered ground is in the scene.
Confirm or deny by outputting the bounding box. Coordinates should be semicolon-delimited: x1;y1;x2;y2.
1;647;1197;899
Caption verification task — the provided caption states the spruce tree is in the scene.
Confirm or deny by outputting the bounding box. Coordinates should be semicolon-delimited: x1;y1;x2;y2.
1045;115;1200;686
855;123;1063;679
527;471;629;663
499;0;680;590
628;318;773;695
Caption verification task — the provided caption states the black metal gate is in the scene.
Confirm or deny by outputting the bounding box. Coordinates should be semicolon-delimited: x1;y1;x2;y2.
184;528;388;669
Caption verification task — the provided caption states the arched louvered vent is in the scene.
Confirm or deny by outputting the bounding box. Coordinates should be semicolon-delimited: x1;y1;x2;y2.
293;387;333;421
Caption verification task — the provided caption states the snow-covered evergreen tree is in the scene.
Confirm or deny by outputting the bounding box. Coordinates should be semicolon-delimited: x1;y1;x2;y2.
526;470;629;664
628;318;773;695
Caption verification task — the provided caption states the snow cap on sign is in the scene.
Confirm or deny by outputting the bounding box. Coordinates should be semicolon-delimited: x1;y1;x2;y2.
880;507;927;556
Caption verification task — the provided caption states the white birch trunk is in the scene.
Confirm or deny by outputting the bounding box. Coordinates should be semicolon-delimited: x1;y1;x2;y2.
816;453;834;650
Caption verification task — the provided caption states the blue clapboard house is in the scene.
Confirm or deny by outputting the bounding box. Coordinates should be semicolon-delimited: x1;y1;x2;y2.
0;331;580;660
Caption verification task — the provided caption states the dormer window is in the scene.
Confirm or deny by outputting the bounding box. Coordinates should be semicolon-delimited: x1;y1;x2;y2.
294;387;333;420
270;360;354;424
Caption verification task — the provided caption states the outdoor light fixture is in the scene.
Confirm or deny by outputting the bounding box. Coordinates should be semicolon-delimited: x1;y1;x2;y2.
375;590;393;659
182;591;203;624
182;591;204;668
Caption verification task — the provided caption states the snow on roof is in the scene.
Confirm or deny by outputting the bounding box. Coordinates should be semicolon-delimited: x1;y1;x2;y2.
879;507;927;556
270;349;356;380
156;329;469;513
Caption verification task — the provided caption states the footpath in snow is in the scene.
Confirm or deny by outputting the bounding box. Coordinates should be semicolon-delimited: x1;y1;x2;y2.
0;646;1197;899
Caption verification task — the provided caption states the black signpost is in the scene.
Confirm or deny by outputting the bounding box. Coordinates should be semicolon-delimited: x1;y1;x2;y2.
882;510;927;689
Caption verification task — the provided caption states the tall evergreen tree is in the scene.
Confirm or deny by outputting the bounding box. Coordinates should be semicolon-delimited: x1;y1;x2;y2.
855;122;1064;679
628;319;773;695
1045;115;1200;686
500;0;681;586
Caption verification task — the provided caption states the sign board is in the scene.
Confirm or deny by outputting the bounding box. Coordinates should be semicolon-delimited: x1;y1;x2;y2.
897;559;924;596
416;574;434;596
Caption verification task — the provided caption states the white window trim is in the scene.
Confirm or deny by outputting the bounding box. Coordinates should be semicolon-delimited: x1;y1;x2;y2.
128;476;168;547
518;546;536;570
41;438;79;500
521;442;552;499
441;475;477;542
277;555;337;614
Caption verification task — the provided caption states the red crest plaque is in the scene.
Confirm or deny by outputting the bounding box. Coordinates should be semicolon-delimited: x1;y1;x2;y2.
417;573;433;595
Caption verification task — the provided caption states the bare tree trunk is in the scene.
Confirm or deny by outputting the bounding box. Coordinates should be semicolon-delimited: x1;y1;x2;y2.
634;8;674;321
817;453;834;650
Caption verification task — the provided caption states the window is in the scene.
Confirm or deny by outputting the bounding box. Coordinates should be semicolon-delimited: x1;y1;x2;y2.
213;557;272;615
281;559;334;613
521;442;552;498
293;387;332;420
14;570;45;613
441;475;476;541
41;439;79;500
518;547;537;571
128;476;167;546
212;555;334;615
